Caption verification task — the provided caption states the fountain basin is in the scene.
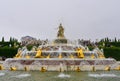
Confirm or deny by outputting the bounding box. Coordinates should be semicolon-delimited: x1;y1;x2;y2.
3;58;118;71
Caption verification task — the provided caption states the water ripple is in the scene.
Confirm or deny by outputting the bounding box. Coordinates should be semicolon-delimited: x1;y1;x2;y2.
88;73;120;78
12;74;31;78
0;73;5;76
57;73;70;78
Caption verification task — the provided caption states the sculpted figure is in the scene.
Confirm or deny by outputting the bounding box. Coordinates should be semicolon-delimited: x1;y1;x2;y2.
57;24;64;38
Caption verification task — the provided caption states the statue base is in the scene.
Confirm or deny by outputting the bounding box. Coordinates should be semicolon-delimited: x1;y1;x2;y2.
54;38;67;44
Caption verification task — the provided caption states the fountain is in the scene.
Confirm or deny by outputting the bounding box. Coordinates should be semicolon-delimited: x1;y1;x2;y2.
2;24;120;71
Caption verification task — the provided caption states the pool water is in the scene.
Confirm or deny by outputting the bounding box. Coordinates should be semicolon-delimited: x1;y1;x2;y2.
0;70;120;81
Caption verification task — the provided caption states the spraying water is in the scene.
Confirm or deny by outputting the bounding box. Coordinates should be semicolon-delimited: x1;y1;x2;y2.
58;73;70;78
88;73;118;78
12;74;31;78
0;73;5;76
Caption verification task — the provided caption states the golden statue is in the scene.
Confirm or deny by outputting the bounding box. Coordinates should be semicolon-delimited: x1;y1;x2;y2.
76;48;84;58
57;23;65;38
14;50;22;58
35;48;42;58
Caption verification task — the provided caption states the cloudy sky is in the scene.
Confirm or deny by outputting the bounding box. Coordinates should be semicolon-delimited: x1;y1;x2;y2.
0;0;120;41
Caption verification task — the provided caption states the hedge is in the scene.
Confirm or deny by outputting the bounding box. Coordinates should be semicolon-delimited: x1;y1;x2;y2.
0;47;18;58
104;47;120;61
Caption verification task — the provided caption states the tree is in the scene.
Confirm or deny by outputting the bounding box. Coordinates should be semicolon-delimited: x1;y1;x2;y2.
114;37;117;42
2;37;4;42
118;39;120;42
9;37;12;43
106;37;109;42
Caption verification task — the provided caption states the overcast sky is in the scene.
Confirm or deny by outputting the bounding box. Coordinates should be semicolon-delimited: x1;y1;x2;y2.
0;0;120;41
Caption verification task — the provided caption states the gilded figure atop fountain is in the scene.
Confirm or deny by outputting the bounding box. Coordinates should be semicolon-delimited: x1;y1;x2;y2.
57;23;65;38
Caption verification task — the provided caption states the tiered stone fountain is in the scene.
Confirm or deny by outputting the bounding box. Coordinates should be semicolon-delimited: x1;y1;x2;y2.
3;24;120;71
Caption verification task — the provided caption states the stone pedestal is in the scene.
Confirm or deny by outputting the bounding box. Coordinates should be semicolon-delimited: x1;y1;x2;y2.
54;38;67;44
